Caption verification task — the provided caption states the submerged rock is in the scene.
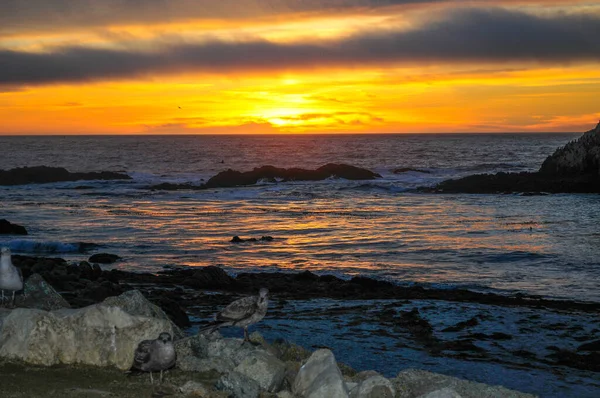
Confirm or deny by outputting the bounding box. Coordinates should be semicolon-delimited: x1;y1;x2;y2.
0;219;27;235
88;253;121;264
0;166;131;186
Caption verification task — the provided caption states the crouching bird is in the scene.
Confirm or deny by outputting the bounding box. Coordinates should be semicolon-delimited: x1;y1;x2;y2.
200;288;269;343
129;332;176;384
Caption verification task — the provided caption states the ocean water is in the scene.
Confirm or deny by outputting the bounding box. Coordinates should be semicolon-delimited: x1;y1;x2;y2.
1;133;599;303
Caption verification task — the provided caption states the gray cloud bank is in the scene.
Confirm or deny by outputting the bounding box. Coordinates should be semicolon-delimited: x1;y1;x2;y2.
1;9;598;86
0;0;448;34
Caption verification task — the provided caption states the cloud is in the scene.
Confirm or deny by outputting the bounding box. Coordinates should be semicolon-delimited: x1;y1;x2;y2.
1;8;599;86
0;0;448;35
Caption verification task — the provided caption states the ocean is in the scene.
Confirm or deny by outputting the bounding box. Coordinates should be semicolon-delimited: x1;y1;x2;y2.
1;133;599;397
0;133;598;302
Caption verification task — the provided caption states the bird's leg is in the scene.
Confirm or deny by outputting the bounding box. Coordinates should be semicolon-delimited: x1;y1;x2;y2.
10;291;16;308
160;369;163;384
244;327;249;343
0;290;5;307
149;371;154;384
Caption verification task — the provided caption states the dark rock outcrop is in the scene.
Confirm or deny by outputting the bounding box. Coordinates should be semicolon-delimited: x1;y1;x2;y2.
393;167;431;174
88;253;121;264
148;164;381;190
205;164;381;188
0;219;27;235
0;166;131;186
426;122;600;194
231;236;274;243
540;122;600;176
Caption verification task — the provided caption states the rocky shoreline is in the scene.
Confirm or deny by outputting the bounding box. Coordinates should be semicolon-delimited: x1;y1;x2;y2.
6;254;600;382
1;272;542;398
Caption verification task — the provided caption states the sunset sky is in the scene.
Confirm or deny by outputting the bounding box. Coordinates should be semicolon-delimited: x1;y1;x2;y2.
1;0;599;134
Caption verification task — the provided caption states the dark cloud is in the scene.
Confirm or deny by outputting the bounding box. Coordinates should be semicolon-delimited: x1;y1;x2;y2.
0;0;445;34
1;8;599;86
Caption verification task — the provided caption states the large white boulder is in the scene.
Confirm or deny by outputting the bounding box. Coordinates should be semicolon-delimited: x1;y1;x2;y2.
235;350;286;392
0;292;176;370
293;349;349;398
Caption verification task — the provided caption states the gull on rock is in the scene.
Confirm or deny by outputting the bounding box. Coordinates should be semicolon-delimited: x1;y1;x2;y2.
0;247;23;307
129;332;176;384
200;288;269;342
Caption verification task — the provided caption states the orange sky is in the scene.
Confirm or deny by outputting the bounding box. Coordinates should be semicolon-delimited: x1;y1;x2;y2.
1;0;599;134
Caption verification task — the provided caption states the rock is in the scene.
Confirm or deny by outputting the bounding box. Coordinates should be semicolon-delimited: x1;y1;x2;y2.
417;387;463;398
0;219;27;235
0;304;175;370
276;392;294;398
426;123;600;194
151;295;191;328
102;290;183;339
179;356;235;373
89;253;121;264
207;338;261;365
191;266;236;288
216;370;261;398
235;350;286;392
179;381;212;397
293;349;349;398
350;375;395;398
0;166;131;186
392;168;431;174
392;369;536;398
174;333;214;360
204;164;381;189
578;339;600;352
15;273;71;311
540;121;600;176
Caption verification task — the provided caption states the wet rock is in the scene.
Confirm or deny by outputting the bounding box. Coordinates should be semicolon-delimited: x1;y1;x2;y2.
15;273;71;311
393;168;431;174
293;349;349;398
442;316;479;332
546;349;600;372
0;219;27;235
235;350;286;392
151;295;191;328
205;164;381;189
88;253;121;264
0;304;175;370
349;375;395;398
191;266;236;288
392;369;536;398
577;339;600;352
216;370;260;398
0;166;131;186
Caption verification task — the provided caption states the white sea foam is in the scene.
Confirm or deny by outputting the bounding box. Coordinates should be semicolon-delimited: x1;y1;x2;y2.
5;239;89;253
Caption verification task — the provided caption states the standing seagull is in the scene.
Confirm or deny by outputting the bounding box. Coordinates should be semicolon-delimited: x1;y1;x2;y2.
130;332;176;384
200;288;269;343
0;247;23;307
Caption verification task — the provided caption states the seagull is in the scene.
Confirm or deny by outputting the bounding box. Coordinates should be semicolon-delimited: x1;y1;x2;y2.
0;247;23;308
200;288;269;343
129;332;176;384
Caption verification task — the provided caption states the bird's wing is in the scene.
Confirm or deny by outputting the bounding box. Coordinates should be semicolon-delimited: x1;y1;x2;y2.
216;295;258;322
132;340;153;368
